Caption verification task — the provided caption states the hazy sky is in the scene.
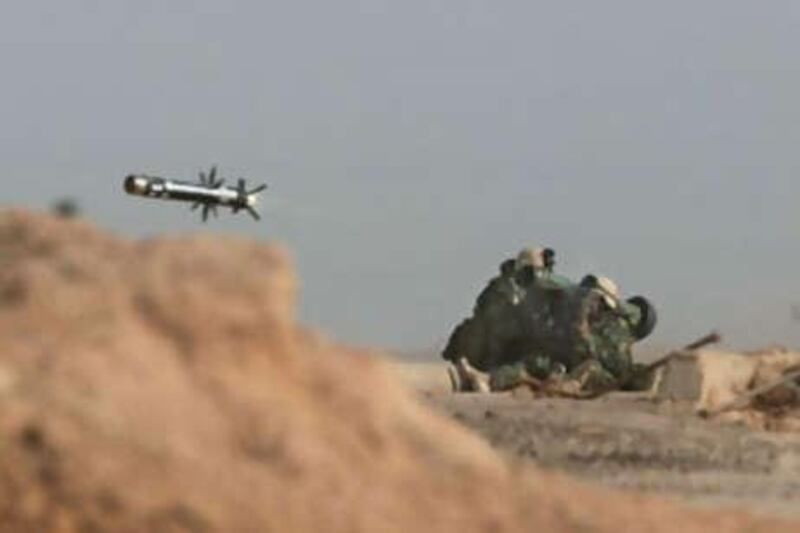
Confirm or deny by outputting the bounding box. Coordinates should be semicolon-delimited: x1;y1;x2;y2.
1;2;798;351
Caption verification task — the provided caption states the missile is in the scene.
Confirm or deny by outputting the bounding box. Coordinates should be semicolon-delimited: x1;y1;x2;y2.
123;166;267;222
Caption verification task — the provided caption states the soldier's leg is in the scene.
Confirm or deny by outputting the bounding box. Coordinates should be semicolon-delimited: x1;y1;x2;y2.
488;361;529;391
487;349;560;391
454;358;490;393
525;353;560;380
596;338;634;382
568;359;617;392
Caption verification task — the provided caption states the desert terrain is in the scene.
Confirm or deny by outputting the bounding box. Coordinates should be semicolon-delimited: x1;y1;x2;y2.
395;360;800;520
0;209;797;532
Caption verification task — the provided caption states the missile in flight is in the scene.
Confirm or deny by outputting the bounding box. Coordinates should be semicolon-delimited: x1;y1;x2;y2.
124;166;267;222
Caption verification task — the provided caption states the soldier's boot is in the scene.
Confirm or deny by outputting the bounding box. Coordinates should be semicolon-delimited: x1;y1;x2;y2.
454;358;490;393
446;364;461;392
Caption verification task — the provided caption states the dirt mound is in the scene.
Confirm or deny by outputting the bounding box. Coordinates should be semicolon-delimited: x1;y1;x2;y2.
656;347;800;430
0;210;790;532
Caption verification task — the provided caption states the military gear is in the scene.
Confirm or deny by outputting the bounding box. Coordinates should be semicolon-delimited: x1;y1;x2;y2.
595;276;620;310
515;247;545;271
586;301;635;380
442;257;526;371
499;258;516;278
514;265;537;287
482;281;637;392
626;295;658;340
567;283;635;379
579;274;620;310
542;248;556;272
488;353;566;391
474;268;522;313
444;247;656;394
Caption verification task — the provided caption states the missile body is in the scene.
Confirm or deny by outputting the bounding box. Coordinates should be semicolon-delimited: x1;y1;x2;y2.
124;169;266;221
124;176;244;207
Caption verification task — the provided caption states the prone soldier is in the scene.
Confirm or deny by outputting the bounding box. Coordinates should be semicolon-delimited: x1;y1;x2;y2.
443;247;553;387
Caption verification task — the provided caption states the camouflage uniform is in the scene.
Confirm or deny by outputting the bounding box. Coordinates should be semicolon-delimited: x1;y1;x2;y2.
488;276;639;393
561;277;641;389
487;276;572;390
442;248;546;372
488;352;564;391
562;288;636;389
484;248;555;369
471;258;526;369
474;259;523;315
442;258;523;371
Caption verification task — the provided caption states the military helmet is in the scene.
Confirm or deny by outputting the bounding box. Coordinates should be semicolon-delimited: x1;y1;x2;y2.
515;247;545;270
594;276;621;309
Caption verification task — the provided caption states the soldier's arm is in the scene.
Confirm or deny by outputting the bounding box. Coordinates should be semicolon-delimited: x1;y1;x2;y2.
566;292;599;365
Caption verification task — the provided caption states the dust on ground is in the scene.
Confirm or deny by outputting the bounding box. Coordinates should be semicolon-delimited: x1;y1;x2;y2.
0;209;793;532
397;361;800;521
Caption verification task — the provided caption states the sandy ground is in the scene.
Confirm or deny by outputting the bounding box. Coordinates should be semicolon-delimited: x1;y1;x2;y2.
392;360;800;521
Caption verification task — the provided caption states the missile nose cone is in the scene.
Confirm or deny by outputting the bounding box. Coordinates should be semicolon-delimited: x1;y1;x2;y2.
124;175;150;195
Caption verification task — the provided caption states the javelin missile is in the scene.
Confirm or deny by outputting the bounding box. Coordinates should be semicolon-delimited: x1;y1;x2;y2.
123;166;267;222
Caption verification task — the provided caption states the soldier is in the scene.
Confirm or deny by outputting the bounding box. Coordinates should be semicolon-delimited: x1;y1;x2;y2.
474;257;520;315
486;257;572;391
513;247;546;288
488;275;638;393
443;247;547;385
442;255;520;374
478;247;554;369
563;276;635;390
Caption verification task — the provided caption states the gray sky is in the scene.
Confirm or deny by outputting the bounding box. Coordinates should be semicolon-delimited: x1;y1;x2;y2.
1;1;798;351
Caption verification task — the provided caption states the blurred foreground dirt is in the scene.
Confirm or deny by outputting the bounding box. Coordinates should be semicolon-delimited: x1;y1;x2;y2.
0;210;793;532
